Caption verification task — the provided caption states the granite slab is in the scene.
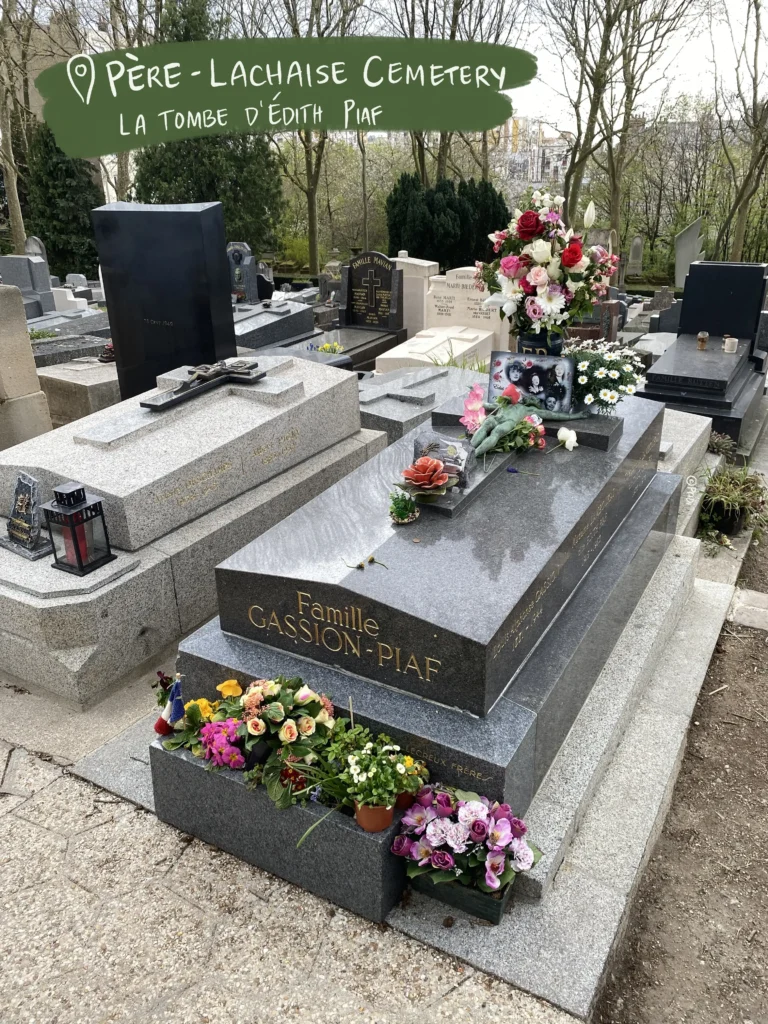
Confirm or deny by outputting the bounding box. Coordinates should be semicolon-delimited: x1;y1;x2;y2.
646;335;750;392
150;742;406;922
179;471;679;810
299;326;407;371
215;398;663;716
358;367;486;444
232;298;315;348
0;356;361;551
31;335;110;368
432;395;625;452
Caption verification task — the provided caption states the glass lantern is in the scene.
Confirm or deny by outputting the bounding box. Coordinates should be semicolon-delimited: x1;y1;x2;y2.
41;482;117;576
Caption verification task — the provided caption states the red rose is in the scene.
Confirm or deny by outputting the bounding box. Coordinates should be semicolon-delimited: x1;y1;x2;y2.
561;242;584;269
515;210;543;241
520;276;536;295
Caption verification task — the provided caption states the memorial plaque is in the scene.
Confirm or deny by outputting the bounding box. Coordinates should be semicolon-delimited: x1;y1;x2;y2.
91;202;237;401
425;267;509;349
346;251;400;330
216;397;663;716
0;472;53;560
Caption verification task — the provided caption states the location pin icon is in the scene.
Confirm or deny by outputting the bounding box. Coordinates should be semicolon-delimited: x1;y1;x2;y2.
67;54;96;105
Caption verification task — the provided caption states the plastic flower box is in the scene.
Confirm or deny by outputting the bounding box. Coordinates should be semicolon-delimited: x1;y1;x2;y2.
150;740;406;922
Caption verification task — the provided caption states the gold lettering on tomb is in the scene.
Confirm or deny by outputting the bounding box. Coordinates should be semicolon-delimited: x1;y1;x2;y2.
246;589;442;685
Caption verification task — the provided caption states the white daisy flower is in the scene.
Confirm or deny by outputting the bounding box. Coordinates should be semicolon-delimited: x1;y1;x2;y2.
604;352;618;361
396;763;406;774
584;394;595;405
618;384;627;391
608;369;620;379
608;391;620;403
622;364;633;372
599;388;611;401
578;361;589;371
578;375;588;384
594;367;608;379
626;384;636;394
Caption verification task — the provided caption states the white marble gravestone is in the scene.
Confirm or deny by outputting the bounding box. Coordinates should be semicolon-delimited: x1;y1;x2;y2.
394;250;439;339
375;325;495;372
675;219;705;289
425;267;510;349
0;356;386;704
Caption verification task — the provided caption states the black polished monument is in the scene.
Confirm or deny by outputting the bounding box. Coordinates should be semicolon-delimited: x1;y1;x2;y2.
91;202;237;400
637;261;768;447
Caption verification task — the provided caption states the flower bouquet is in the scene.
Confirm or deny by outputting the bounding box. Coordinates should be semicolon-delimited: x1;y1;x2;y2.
563;339;646;413
391;785;539;923
162;676;337;807
477;191;619;354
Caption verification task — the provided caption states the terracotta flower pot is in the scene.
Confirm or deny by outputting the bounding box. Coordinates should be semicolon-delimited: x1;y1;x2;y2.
354;802;394;832
395;792;415;810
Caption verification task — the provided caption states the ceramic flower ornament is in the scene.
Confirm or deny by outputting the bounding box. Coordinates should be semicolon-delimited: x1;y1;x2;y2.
397;457;459;503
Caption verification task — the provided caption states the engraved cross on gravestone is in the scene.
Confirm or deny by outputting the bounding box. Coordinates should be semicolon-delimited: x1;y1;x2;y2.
363;269;381;307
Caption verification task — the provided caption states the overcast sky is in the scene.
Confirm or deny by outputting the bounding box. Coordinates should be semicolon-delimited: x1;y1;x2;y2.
509;10;752;131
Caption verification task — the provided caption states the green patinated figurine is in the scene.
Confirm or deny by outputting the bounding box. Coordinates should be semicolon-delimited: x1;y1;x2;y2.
471;400;587;457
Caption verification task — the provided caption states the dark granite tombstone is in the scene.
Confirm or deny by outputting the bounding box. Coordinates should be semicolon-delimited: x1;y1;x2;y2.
310;251;405;370
638;261;768;445
176;395;677;815
91;202;237;400
227;242;274;303
0;255;55;319
232;298;319;349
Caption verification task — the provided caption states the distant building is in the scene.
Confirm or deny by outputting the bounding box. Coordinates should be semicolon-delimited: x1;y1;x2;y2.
497;118;574;199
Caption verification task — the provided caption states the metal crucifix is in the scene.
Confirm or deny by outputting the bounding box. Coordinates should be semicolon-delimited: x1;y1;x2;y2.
140;359;267;412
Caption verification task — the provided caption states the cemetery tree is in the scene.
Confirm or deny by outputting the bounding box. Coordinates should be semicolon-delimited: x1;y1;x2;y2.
386;174;508;268
712;0;768;261
24;122;103;279
133;133;283;255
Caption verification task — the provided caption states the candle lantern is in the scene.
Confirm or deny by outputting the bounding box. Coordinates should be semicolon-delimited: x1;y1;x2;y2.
41;482;116;576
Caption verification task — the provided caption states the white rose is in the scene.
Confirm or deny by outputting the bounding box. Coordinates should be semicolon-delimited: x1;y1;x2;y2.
527;238;552;264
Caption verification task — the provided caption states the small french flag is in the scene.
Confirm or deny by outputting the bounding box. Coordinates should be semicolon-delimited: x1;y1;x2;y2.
154;674;186;735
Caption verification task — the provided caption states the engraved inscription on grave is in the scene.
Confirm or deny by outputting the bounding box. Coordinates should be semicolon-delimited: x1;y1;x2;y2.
246;589;443;687
349;253;394;329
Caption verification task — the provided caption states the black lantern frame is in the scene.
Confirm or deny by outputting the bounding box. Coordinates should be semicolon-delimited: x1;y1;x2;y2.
41;481;117;576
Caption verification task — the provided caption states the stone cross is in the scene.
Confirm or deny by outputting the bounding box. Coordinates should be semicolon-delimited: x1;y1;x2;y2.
358;368;450;406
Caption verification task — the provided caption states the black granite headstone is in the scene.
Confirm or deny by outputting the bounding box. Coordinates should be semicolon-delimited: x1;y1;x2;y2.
340;251;403;333
678;261;768;346
91;202;236;400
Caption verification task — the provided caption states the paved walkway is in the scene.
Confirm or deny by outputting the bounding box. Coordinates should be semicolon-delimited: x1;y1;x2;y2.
0;744;575;1024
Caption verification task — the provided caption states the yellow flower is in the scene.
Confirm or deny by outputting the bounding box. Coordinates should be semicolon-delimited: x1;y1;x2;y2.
403;756;414;768
217;679;243;698
184;698;217;721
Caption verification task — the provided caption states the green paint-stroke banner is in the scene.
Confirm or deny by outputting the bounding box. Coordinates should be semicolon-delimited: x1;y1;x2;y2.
36;37;537;158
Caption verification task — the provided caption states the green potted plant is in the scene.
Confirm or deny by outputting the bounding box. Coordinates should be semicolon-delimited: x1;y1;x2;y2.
391;785;539;924
700;466;767;538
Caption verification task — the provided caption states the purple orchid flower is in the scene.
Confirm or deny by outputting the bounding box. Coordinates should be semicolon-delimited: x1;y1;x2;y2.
410;838;434;866
402;803;437;835
486;817;514;850
485;850;506;890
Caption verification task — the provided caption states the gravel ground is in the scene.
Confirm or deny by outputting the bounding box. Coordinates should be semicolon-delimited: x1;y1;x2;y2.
0;745;575;1024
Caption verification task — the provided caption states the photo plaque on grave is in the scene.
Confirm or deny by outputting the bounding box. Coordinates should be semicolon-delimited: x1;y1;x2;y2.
0;471;54;560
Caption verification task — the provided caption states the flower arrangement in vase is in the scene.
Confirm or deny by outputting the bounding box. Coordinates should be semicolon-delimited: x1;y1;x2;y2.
477;192;619;354
391;785;539;923
563;338;646;413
